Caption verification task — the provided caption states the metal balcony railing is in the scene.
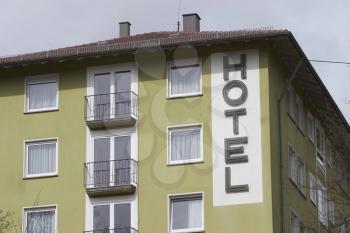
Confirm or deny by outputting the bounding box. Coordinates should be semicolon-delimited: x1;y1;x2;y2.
84;159;137;191
85;92;138;126
84;228;138;233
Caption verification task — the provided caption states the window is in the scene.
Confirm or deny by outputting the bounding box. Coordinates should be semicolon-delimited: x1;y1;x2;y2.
325;138;333;167
288;87;296;121
308;113;315;143
315;121;326;168
92;203;132;231
169;193;203;233
25;74;58;112
24;206;56;233
25;139;57;178
168;125;202;164
290;211;299;233
318;180;328;226
309;172;317;205
295;96;304;132
168;60;201;98
289;145;298;184
87;135;135;188
297;159;306;195
328;200;335;225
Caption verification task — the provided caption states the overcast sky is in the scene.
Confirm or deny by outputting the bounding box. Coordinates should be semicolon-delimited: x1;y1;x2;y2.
0;0;349;122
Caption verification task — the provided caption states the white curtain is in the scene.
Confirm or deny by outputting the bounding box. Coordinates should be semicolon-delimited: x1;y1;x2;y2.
172;198;202;230
26;210;55;233
28;82;57;110
27;142;56;175
187;199;202;229
170;65;200;95
171;128;200;161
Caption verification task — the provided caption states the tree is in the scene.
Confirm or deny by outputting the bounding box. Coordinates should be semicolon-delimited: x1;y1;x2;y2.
0;210;15;233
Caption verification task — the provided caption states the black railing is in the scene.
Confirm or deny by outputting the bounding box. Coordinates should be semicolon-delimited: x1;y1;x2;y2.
84;228;138;233
84;159;137;189
85;92;138;122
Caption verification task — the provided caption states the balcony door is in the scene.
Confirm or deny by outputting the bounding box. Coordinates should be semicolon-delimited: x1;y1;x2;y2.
93;205;110;232
115;71;131;118
115;203;131;232
92;71;131;121
94;73;111;121
94;138;110;188
114;136;131;186
93;203;131;232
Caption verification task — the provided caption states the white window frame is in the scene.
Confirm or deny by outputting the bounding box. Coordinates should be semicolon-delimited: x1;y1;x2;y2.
85;195;138;232
23;205;57;233
167;123;203;165
168;192;204;233
307;112;315;144
295;95;304;133
23;138;59;179
24;74;59;113
167;58;203;98
328;200;335;225
86;63;139;121
325;138;333;168
309;172;317;205
318;180;328;227
315;120;326;170
297;158;306;196
290;209;299;233
288;87;296;121
289;144;298;185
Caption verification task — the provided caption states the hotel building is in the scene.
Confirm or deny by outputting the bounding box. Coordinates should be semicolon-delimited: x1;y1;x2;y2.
0;13;349;233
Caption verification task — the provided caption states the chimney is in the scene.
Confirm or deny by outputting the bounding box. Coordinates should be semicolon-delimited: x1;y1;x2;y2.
119;21;131;37
182;13;201;32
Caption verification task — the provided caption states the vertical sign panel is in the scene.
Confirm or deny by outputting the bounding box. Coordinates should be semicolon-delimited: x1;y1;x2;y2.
211;50;263;206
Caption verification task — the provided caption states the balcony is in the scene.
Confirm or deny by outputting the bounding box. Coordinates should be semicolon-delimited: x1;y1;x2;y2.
84;228;138;233
85;92;138;129
84;159;137;197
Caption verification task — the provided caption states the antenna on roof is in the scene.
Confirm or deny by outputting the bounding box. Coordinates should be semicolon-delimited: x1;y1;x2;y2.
177;0;182;32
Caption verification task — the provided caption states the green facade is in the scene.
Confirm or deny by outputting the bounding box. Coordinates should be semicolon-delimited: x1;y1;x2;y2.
0;41;348;233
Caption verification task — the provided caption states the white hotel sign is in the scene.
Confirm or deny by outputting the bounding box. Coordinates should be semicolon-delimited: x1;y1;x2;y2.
211;50;263;206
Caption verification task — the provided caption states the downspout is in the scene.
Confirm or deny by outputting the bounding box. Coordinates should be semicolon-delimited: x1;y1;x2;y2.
278;58;303;233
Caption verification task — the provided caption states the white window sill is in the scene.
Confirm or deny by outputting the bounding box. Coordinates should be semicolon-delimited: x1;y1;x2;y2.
23;173;58;179
24;108;59;114
171;228;204;233
168;159;204;166
167;93;203;100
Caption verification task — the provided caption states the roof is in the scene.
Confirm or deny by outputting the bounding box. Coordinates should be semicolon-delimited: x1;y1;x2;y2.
0;30;289;67
0;29;349;153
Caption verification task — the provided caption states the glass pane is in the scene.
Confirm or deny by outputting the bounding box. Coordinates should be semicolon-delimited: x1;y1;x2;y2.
27;142;56;175
93;205;110;231
114;203;131;229
94;138;110;187
170;128;200;162
26;210;55;233
170;65;200;95
28;82;57;110
114;136;131;185
115;72;131;117
94;73;111;120
172;198;202;230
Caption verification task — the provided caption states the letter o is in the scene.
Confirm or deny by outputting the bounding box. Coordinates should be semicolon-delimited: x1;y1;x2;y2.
222;80;248;106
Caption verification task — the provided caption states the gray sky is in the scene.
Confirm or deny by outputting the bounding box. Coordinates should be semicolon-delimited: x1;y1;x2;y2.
0;0;349;122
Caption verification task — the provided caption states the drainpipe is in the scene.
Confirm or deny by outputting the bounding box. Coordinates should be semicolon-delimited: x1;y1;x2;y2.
277;58;303;233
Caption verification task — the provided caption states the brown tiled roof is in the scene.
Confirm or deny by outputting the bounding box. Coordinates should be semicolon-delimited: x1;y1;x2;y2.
0;29;290;67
